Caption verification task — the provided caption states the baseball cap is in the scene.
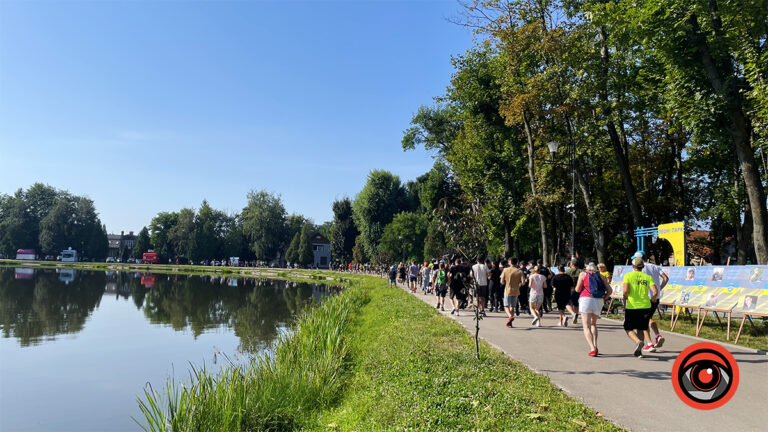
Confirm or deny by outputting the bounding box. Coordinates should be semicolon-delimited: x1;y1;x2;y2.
633;251;644;259
632;257;645;268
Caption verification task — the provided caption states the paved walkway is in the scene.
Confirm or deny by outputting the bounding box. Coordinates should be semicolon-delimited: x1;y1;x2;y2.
404;286;767;431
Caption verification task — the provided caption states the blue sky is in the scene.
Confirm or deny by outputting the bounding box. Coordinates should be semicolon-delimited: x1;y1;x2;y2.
0;0;474;233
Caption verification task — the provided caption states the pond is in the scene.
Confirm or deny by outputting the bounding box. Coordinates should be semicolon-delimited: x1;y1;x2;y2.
0;267;339;431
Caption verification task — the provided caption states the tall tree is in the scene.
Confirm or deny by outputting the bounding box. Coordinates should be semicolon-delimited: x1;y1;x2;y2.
352;170;408;259
241;190;287;260
329;198;358;263
297;223;315;266
132;227;152;258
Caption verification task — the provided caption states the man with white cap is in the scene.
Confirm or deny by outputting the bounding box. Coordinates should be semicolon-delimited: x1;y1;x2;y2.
633;251;668;348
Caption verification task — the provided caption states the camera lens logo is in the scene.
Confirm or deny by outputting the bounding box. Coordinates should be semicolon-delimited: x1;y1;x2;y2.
672;342;739;410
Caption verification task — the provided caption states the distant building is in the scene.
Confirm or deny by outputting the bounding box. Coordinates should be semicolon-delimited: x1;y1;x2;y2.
311;233;331;269
107;231;137;259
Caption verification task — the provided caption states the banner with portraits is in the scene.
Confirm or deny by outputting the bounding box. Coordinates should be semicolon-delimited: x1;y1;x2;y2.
607;265;768;313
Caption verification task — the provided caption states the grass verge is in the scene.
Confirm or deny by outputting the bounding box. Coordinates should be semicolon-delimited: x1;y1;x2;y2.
313;282;622;431
609;311;768;351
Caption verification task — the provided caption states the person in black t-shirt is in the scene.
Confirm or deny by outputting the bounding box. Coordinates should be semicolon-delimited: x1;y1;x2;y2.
448;259;464;316
489;260;503;312
537;259;553;313
517;261;530;315
552;266;573;326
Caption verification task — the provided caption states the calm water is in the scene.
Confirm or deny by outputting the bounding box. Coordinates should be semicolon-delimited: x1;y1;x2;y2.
0;267;339;431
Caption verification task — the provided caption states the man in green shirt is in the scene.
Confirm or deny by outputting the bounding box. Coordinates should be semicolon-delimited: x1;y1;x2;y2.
622;257;658;357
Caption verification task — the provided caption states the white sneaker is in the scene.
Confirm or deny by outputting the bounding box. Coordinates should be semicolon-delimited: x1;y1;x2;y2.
563;316;569;327
531;317;539;326
572;314;578;324
537;320;542;327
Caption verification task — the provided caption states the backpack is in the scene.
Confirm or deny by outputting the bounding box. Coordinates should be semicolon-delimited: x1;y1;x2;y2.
435;269;446;285
585;271;607;298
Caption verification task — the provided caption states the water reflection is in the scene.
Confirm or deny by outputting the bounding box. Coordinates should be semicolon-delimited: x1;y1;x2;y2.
0;267;342;352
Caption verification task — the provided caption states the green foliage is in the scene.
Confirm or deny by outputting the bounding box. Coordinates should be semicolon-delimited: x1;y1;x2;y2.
351;235;367;264
378;212;428;263
0;183;108;259
241;190;287;260
352;170;408;259
285;232;300;264
329;198;358;263
297;223;315;266
132;227;152;258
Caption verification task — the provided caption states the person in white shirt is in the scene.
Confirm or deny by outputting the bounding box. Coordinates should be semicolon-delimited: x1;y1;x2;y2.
471;256;490;316
634;251;668;348
527;267;547;327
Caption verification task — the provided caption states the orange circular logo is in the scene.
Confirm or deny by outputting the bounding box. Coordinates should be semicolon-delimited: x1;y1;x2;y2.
671;342;739;410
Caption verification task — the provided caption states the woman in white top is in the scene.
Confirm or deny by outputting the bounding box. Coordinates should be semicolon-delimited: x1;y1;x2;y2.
528;266;547;327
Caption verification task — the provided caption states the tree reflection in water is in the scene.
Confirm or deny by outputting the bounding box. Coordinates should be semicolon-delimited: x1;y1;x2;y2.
0;268;342;353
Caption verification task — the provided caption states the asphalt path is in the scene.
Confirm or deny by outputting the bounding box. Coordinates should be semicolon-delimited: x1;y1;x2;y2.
404;285;768;432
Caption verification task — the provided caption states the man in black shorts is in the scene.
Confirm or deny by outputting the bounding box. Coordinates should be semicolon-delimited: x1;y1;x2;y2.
448;258;467;316
552;265;572;326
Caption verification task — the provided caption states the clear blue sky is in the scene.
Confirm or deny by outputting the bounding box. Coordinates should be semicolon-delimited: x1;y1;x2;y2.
0;0;474;233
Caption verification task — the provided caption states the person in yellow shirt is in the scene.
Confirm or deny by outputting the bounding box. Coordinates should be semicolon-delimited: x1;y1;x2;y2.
598;263;611;283
622;258;658;357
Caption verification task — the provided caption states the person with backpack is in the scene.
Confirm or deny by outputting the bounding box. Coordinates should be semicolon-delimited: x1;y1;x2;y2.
433;262;448;310
574;262;613;356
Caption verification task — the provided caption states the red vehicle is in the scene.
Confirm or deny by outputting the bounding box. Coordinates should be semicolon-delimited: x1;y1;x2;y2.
142;251;159;264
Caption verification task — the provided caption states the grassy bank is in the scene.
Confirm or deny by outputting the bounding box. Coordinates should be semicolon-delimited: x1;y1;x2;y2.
138;273;622;431
314;283;621;432
609;311;768;351
138;280;370;431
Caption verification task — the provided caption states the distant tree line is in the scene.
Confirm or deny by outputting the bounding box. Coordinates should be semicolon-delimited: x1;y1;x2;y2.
0;183;108;259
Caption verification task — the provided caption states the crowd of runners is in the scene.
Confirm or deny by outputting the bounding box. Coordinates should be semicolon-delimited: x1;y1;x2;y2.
388;252;668;357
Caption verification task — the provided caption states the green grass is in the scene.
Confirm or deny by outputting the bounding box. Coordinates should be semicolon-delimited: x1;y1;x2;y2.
313;282;622;432
607;311;768;351
135;273;623;431
137;282;370;431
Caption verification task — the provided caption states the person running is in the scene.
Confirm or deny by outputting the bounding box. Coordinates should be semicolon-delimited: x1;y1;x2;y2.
388;263;398;287
421;262;432;295
433;262;448;310
501;257;524;328
552;266;572;326
575;263;612;356
528;266;547;327
517;261;530;315
634;252;668;348
471;256;490;316
448;258;466;316
622;257;658;357
408;261;420;293
489;260;503;313
537;259;553;313
565;258;583;324
398;262;406;285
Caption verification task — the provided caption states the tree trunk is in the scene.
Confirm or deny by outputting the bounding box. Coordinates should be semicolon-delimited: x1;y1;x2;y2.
737;193;753;265
575;170;607;264
522;109;550;265
687;9;768;264
597;26;644;229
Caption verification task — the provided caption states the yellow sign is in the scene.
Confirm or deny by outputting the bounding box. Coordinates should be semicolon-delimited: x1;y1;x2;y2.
658;221;686;266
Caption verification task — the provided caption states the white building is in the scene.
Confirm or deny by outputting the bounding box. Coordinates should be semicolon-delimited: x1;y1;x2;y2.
311;234;331;269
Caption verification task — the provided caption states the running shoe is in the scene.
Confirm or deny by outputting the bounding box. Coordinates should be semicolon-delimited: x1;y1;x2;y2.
436;302;440;309
506;317;514;328
633;341;644;357
441;306;445;311
450;308;455;315
531;317;539;326
654;334;665;348
536;320;541;327
563;316;569;327
643;344;656;353
572;314;578;324
588;349;598;357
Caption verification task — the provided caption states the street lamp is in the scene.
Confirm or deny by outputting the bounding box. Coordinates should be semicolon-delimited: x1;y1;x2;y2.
540;140;576;259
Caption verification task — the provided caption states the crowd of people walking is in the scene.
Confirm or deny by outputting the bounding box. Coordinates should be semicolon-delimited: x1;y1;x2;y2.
388;252;668;357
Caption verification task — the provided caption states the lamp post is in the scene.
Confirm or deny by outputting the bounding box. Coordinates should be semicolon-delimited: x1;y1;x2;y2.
545;140;576;258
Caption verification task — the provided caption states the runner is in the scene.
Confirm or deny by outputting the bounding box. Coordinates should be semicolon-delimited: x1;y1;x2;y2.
471;256;490;316
421;262;432;295
565;258;583;324
528;266;547;327
448;258;467;316
517;261;530;316
433;262;448;311
537;259;553;313
622;257;658;357
501;257;524;328
634;251;668;348
489;260;503;313
575;263;612;356
408;261;420;293
388;263;397;288
398;262;406;286
552;266;572;326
